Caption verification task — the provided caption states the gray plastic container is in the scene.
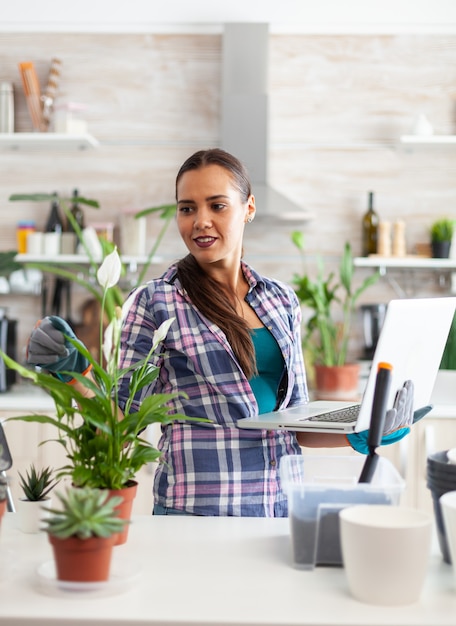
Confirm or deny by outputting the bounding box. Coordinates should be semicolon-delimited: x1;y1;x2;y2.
280;455;405;569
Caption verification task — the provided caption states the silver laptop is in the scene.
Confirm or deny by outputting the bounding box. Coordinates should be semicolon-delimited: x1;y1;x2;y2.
237;297;456;434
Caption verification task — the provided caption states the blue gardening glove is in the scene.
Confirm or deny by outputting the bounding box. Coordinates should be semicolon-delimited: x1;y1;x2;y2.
26;316;91;383
346;380;433;455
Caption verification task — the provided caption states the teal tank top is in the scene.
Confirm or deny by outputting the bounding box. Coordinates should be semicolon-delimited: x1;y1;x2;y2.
248;327;284;414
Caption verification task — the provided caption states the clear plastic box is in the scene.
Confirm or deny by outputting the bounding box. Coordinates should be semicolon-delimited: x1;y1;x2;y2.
280;455;405;569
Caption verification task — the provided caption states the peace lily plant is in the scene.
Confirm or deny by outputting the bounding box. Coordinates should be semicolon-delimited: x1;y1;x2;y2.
1;248;198;491
291;232;380;367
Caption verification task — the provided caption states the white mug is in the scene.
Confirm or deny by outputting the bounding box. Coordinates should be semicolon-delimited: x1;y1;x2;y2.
340;504;432;605
26;232;43;255
42;232;61;257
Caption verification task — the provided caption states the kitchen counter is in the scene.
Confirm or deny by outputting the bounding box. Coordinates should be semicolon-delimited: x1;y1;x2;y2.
0;378;454;417
0;383;55;412
0;514;455;625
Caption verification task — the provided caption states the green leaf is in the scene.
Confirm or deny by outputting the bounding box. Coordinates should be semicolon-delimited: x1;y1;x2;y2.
0;251;22;277
339;242;353;294
129;363;159;395
18;464;57;501
292;238;379;366
291;231;305;251
9;193;99;209
134;203;176;220
42;487;127;539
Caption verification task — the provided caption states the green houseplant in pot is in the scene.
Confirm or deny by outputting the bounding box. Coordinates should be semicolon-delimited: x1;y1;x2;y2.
1;248;204;544
430;218;454;259
43;486;127;582
17;464;57;534
291;232;380;399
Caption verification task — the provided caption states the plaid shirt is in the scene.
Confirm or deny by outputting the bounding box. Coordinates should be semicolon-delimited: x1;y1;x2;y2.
118;261;308;517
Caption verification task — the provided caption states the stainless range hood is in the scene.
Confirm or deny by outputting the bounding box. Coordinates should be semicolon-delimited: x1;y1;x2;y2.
221;23;313;221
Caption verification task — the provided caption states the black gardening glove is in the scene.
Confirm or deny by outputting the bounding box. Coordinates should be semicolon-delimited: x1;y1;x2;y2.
27;316;91;383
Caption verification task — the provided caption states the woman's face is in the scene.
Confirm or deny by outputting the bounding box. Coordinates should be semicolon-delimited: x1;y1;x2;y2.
176;164;255;270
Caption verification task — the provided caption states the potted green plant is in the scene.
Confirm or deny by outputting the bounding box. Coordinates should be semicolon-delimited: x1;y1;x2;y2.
291;232;380;399
1;248;205;544
16;464;57;533
430;218;454;259
43;487;127;582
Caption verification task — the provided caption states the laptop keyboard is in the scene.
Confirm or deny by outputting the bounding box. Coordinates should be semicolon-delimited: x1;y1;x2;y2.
306;404;361;423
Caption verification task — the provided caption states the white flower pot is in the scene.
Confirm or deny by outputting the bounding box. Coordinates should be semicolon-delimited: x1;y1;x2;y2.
16;497;52;534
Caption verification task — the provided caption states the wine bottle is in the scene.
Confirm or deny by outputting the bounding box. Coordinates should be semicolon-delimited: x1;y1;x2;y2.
45;193;65;234
362;191;379;257
67;188;85;232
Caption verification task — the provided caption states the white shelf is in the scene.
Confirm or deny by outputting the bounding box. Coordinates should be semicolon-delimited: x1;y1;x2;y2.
400;135;456;146
15;253;161;265
354;256;456;270
0;133;99;151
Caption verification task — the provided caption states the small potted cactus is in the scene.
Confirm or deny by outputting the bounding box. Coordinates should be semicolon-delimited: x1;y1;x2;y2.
16;464;57;533
43;487;128;582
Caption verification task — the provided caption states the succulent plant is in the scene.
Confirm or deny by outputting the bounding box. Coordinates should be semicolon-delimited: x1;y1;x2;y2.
430;218;454;243
43;487;128;540
18;464;57;501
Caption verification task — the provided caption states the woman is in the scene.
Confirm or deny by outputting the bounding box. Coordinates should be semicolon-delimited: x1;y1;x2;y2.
117;148;311;516
27;149;422;517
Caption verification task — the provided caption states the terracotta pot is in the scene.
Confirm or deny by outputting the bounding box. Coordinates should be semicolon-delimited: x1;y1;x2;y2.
109;481;137;545
49;533;116;582
0;498;6;527
314;363;361;401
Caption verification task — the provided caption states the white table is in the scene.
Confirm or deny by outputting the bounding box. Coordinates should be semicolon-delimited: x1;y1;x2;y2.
0;514;455;625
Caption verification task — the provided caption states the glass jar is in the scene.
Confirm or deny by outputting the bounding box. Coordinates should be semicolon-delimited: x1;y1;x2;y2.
16;221;36;254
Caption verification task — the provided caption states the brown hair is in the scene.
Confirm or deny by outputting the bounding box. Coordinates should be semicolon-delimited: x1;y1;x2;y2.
175;148;251;201
175;149;256;379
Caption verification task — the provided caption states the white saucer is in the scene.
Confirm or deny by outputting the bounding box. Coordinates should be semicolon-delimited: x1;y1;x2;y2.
36;558;141;597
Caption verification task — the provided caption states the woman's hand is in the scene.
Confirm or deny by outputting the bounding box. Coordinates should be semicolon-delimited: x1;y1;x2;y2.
27;316;92;383
346;380;433;454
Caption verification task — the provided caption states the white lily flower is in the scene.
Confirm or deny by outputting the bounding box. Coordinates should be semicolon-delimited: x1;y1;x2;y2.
97;248;122;289
151;318;174;352
103;307;123;375
121;289;174;351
